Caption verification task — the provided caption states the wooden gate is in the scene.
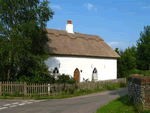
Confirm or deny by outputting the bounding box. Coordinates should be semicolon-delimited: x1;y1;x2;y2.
74;68;79;82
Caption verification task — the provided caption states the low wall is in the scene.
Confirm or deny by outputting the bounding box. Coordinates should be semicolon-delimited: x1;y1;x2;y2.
50;78;126;94
76;78;126;91
128;74;150;110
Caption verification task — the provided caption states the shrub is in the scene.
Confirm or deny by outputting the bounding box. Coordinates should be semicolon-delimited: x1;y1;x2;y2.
68;88;75;94
13;91;20;97
56;74;76;84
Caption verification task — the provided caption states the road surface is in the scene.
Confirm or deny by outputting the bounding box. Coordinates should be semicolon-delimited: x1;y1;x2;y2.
0;87;128;113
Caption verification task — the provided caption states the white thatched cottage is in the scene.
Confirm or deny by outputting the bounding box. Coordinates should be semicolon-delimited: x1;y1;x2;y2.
44;20;120;82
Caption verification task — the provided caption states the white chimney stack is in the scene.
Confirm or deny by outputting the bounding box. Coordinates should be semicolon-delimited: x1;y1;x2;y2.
66;20;74;34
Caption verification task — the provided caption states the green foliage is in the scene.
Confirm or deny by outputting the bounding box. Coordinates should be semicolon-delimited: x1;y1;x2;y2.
83;78;90;82
115;46;137;78
17;56;55;84
56;74;76;84
13;91;20;97
68;88;75;94
136;25;150;70
0;0;54;82
74;83;79;90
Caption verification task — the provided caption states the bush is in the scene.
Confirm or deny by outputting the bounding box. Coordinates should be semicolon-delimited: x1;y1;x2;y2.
56;74;76;84
68;88;75;94
121;69;144;84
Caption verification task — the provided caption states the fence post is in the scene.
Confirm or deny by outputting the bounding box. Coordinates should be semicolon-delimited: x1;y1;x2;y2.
24;82;27;96
0;82;1;96
48;84;50;96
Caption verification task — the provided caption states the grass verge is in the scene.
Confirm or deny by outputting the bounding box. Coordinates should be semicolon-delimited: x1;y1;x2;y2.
96;94;150;113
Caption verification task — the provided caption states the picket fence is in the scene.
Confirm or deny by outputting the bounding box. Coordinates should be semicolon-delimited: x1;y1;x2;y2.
0;81;75;97
0;78;126;97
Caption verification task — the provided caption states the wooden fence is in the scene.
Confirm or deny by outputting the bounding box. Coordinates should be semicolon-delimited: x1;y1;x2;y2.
0;78;126;97
0;81;75;97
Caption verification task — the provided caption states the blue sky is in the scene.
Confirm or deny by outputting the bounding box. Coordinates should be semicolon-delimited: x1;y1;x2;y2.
45;0;150;51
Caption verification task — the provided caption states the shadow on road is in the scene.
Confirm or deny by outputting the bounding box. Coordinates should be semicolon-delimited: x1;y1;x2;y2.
107;87;128;97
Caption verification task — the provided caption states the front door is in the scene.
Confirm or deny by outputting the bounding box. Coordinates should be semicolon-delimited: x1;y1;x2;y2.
74;68;79;82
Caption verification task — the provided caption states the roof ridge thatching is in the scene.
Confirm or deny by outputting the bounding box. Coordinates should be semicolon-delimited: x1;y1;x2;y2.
45;28;120;58
46;28;104;42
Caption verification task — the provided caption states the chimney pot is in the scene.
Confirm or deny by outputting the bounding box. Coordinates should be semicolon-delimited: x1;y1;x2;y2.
67;20;72;24
66;20;74;34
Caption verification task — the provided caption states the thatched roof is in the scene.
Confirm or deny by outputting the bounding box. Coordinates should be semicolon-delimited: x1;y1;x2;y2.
44;28;120;58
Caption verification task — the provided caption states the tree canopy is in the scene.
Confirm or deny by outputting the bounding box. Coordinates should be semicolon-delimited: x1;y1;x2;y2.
136;25;150;70
0;0;54;82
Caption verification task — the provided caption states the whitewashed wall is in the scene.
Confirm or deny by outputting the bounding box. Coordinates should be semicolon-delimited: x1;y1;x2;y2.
44;56;117;82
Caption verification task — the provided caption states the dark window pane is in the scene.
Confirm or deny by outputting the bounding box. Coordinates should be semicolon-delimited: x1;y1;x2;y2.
93;68;97;73
53;67;59;74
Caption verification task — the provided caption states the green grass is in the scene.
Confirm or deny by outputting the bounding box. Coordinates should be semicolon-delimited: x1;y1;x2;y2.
95;94;150;113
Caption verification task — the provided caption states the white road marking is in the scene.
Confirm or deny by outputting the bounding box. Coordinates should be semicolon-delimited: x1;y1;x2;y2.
10;105;17;107
12;102;19;104
0;107;8;110
26;102;33;104
3;104;11;106
18;103;26;106
0;99;45;110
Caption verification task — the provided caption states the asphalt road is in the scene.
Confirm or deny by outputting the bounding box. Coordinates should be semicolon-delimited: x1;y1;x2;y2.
0;87;128;113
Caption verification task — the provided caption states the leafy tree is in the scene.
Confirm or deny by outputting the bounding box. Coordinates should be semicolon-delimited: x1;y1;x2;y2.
115;46;137;78
0;0;54;82
121;48;137;71
0;35;11;81
136;25;150;70
115;47;124;78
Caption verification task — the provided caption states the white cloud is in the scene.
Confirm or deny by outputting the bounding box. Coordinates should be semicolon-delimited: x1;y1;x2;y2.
50;5;62;10
107;42;123;46
141;5;150;9
84;3;93;10
84;3;97;12
137;2;150;10
107;42;125;50
107;41;137;51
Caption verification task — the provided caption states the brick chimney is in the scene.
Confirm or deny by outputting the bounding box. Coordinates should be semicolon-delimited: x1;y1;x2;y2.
66;20;74;34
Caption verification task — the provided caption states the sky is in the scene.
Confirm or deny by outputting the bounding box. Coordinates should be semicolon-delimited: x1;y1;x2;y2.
44;0;150;51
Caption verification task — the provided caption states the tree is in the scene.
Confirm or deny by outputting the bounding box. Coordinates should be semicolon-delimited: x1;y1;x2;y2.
115;47;125;78
121;48;137;71
115;46;137;78
0;0;54;82
136;25;150;70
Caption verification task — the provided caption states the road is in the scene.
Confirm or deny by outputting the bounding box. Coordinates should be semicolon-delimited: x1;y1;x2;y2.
0;87;128;113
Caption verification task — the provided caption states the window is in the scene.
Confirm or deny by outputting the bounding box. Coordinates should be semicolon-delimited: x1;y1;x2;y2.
93;68;97;74
92;68;98;82
53;67;59;79
53;67;59;74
